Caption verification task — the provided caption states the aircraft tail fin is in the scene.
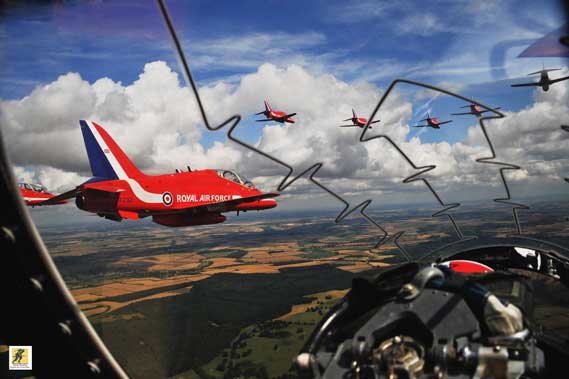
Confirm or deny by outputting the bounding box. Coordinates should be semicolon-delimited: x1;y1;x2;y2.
79;120;145;180
352;108;357;118
264;100;272;112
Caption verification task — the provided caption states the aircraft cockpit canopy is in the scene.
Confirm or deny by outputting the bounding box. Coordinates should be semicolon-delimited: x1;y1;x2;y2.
216;170;255;188
18;183;46;192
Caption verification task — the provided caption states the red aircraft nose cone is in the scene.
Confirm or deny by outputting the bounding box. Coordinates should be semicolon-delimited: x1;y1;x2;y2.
260;198;277;209
235;197;278;211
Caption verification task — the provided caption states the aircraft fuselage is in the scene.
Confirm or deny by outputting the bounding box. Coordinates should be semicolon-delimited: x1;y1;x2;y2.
76;169;277;220
541;72;550;91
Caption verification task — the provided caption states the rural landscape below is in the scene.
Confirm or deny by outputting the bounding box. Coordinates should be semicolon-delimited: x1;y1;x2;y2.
37;201;569;378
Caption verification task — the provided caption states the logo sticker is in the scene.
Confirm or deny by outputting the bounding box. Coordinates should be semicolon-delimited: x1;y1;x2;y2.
162;192;173;206
9;346;32;370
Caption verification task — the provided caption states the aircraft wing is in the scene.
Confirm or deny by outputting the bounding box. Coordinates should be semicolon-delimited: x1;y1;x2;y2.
370;120;381;124
411;125;428;128
451;111;473;116
282;113;296;119
550;75;569;84
339;124;358;127
511;82;540;87
37;187;79;206
438;120;453;126
256;119;273;122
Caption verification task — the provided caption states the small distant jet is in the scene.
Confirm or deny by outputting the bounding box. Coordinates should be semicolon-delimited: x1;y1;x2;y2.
339;109;380;128
18;182;67;206
255;100;296;124
452;100;501;117
411;113;452;129
510;67;569;91
40;121;278;226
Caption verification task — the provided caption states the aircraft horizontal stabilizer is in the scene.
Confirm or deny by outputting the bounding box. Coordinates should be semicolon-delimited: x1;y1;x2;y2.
84;187;125;195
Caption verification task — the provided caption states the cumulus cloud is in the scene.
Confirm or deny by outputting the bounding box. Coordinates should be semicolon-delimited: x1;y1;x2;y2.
464;78;569;200
2;60;568;211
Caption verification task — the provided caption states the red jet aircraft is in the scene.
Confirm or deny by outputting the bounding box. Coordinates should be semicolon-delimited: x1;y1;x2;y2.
255;101;296;124
411;113;452;129
19;182;67;206
339;109;380;128
41;121;278;226
452;101;501;118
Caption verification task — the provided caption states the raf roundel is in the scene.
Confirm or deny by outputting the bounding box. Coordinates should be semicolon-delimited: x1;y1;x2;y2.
162;192;173;206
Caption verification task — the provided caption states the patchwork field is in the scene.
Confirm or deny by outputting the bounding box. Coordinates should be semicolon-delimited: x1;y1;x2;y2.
35;203;569;378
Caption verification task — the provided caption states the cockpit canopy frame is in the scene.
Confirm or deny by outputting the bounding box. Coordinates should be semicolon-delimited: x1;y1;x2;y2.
18;182;46;193
215;169;254;188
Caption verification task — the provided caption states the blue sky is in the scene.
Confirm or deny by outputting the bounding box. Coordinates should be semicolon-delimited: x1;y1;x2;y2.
1;1;567;149
2;0;569;229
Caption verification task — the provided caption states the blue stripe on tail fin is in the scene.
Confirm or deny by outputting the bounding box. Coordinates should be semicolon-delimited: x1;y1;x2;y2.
80;120;118;180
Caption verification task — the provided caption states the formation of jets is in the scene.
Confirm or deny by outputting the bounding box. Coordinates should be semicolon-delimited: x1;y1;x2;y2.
510;66;569;92
21;62;568;225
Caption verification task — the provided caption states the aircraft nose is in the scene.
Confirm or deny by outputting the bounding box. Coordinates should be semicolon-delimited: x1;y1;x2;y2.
235;197;277;211
260;198;277;209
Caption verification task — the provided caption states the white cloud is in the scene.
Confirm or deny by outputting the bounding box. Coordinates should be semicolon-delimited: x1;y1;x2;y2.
396;13;445;36
186;31;327;73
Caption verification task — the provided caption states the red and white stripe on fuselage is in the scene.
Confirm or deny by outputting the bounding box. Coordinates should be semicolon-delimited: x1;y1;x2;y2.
83;169;271;213
84;121;260;209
